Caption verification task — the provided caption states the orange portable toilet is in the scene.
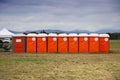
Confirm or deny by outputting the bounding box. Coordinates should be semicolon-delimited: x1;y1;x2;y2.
99;34;110;53
48;33;58;53
79;33;89;52
26;33;37;53
68;33;78;53
37;33;47;53
13;34;26;53
58;33;68;53
89;33;99;53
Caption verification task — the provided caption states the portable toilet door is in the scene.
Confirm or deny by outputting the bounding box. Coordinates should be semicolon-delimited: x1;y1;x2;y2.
99;34;110;53
79;33;89;53
26;33;37;53
68;33;78;53
37;33;47;53
89;33;99;53
48;33;58;53
13;34;26;53
58;33;68;53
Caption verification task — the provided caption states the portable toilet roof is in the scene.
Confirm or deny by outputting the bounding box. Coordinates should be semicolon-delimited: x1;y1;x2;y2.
27;33;37;36
68;33;78;36
79;33;88;36
48;33;57;36
13;34;26;37
38;33;47;37
89;33;99;37
99;34;110;37
58;33;68;37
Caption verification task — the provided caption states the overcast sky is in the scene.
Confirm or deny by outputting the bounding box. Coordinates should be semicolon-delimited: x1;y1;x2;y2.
0;0;120;32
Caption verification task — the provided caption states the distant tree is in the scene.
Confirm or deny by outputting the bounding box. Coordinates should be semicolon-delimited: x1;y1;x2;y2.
107;32;120;40
30;32;38;34
40;30;47;33
23;32;27;35
55;32;63;34
43;30;46;33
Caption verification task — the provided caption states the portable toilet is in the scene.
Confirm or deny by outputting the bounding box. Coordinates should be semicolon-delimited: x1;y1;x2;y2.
68;33;78;53
89;33;99;53
37;33;47;53
99;34;110;53
79;33;89;53
26;33;37;53
13;34;26;53
58;33;68;53
48;33;58;53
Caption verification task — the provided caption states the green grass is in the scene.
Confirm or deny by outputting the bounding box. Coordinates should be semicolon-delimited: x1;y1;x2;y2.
110;40;120;53
110;40;120;47
0;40;120;80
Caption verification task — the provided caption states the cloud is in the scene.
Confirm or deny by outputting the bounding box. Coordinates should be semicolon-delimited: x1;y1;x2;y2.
0;0;120;32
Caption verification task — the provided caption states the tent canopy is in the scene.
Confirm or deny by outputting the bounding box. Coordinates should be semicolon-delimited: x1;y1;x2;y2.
0;28;15;38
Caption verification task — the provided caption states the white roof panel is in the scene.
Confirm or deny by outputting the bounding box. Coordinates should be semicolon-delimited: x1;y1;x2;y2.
79;33;88;36
27;33;37;36
99;34;110;37
89;33;99;37
58;33;68;37
38;33;47;37
68;33;78;36
48;33;57;36
13;34;26;37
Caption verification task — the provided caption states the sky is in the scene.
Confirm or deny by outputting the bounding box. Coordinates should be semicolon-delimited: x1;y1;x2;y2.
0;0;120;32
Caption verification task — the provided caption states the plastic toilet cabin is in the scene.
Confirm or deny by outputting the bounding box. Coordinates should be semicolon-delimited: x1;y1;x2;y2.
13;34;26;53
37;33;47;53
26;33;37;53
58;33;68;53
47;33;58;53
99;34;110;53
79;33;89;53
89;33;99;53
68;33;78;53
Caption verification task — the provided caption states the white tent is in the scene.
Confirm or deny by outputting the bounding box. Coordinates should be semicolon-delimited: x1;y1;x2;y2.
0;28;15;38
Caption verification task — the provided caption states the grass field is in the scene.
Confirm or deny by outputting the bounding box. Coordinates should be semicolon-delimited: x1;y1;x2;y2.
110;40;120;53
0;40;120;80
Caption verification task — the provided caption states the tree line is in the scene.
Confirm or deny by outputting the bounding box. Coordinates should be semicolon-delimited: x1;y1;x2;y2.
107;33;120;40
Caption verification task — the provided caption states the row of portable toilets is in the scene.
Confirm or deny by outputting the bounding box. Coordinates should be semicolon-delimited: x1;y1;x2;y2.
13;33;110;53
